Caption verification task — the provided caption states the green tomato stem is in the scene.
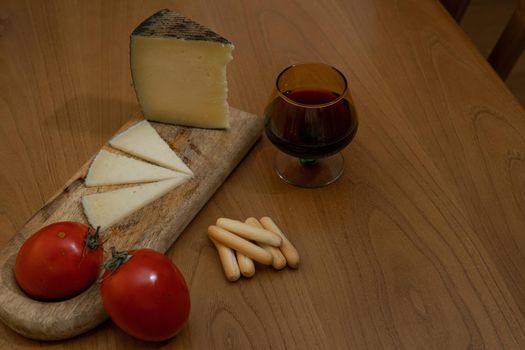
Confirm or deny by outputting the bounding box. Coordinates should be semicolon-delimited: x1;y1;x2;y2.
103;247;133;272
85;226;101;250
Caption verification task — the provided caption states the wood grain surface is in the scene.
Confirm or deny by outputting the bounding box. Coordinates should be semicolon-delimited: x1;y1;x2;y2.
0;108;262;341
1;0;525;349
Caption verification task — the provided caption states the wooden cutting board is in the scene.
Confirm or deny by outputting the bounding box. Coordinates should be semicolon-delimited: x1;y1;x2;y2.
0;107;263;341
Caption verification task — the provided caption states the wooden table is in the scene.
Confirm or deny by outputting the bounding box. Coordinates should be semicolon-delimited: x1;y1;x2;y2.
1;0;525;348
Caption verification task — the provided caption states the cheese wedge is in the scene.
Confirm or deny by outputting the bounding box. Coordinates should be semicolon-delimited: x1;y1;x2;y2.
130;9;234;129
81;177;189;231
85;149;186;187
109;120;193;175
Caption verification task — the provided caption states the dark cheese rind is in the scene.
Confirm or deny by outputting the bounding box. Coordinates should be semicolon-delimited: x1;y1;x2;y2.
132;9;232;45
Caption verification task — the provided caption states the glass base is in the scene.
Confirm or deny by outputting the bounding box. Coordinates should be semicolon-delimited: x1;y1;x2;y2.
274;151;344;188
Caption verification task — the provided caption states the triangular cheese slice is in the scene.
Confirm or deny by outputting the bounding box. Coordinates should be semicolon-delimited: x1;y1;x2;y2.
109;120;193;175
81;177;189;231
85;149;187;187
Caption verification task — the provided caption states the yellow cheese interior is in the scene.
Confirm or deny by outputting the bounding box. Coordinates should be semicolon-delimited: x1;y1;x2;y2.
131;37;233;129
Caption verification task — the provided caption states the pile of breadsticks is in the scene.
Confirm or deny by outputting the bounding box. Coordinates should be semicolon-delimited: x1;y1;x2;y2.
208;217;300;281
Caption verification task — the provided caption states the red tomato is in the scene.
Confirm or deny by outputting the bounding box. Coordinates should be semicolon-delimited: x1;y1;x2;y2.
100;248;190;342
14;221;103;300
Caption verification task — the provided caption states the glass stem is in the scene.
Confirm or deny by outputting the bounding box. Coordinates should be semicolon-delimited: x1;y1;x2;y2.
299;158;319;166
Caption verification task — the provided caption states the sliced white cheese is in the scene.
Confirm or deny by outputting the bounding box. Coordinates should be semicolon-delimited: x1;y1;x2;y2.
85;149;186;187
130;9;233;129
81;177;189;231
109;120;193;175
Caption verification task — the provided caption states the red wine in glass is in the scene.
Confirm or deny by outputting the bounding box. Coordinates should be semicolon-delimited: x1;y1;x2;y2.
265;88;358;160
264;63;358;187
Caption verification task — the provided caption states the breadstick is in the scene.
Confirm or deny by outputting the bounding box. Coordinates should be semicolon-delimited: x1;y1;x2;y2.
208;225;273;265
234;219;256;277
260;217;300;268
236;251;255;278
245;217;287;270
210;237;240;282
216;218;282;247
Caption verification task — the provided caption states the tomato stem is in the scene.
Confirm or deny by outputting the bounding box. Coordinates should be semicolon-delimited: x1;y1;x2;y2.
82;226;101;261
103;247;132;272
85;226;101;250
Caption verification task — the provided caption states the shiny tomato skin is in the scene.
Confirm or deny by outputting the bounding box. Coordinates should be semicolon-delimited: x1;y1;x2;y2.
100;249;190;342
14;221;102;300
